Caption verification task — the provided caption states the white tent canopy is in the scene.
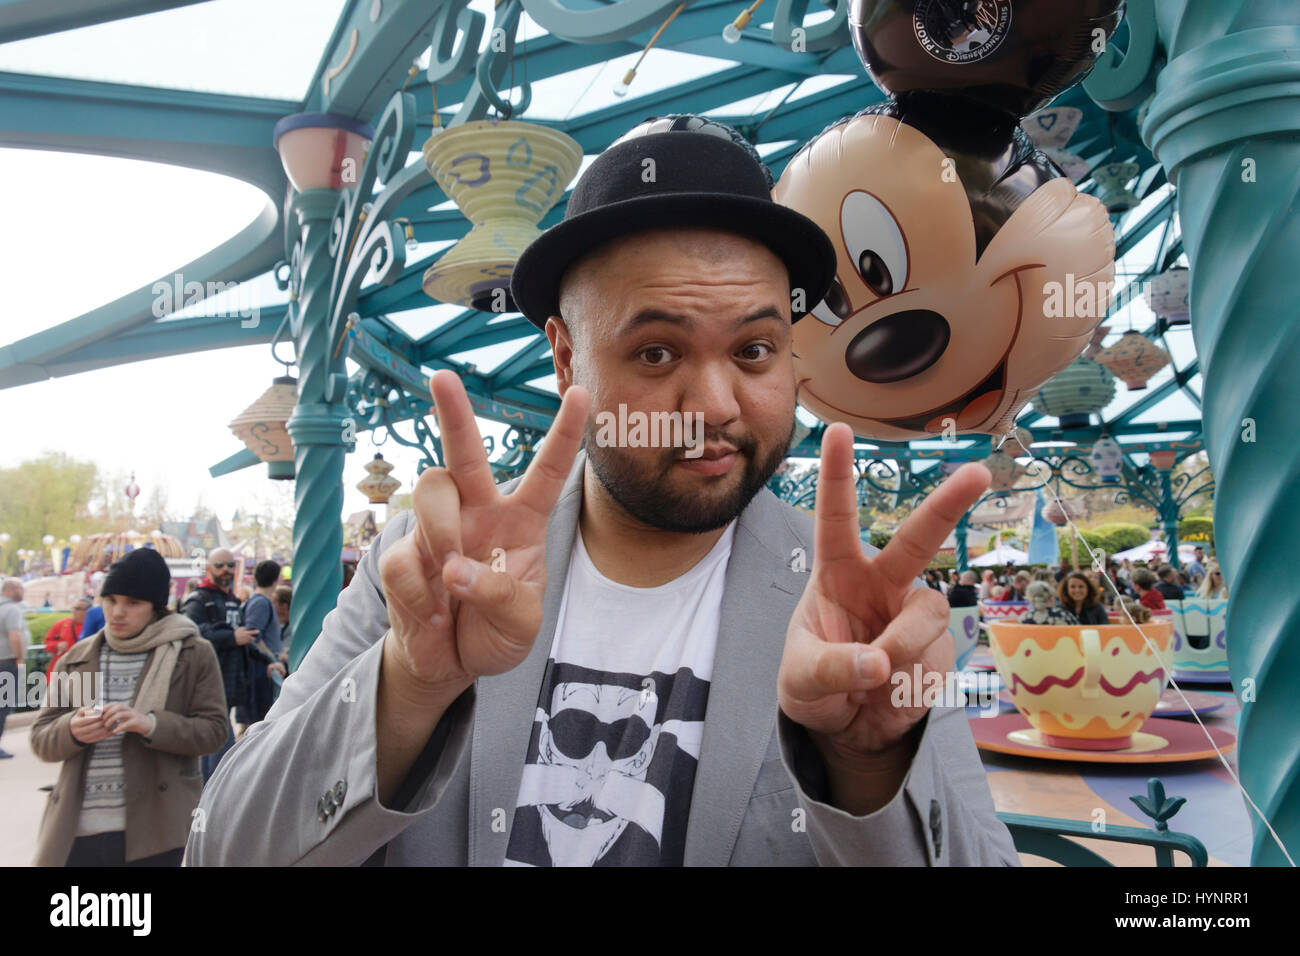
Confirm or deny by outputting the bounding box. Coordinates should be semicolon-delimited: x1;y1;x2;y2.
1111;540;1200;565
971;544;1029;567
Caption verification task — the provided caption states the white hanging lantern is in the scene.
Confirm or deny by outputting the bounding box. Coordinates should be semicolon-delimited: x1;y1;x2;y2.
1146;266;1190;325
1093;330;1172;390
1093;161;1141;213
1089;436;1123;483
1021;107;1083;149
356;453;401;504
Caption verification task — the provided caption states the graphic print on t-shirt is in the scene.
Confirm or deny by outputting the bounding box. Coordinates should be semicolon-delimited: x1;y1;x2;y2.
504;522;734;867
506;660;709;866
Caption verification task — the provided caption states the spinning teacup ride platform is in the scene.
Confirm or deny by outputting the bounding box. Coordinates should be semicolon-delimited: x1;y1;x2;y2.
965;621;1248;865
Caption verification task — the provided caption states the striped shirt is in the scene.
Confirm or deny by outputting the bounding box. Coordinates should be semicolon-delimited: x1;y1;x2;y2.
76;645;149;837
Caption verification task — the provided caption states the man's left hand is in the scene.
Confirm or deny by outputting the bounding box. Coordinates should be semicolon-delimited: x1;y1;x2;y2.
100;702;152;736
777;423;991;813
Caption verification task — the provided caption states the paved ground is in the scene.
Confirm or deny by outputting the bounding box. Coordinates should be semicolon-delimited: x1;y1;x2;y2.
0;710;59;866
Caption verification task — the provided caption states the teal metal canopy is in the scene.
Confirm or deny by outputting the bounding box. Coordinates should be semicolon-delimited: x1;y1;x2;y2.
0;0;1197;473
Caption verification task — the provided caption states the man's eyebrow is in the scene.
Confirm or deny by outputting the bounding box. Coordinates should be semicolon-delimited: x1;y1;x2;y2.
619;305;786;335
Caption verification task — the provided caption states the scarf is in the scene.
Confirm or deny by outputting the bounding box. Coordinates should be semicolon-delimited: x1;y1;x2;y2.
102;612;199;717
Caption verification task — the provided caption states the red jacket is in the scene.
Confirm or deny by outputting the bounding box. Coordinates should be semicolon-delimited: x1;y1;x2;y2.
43;617;78;677
1139;588;1166;611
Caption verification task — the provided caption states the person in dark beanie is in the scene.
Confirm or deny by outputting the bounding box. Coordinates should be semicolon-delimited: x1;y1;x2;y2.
237;559;287;729
30;547;227;866
181;548;259;780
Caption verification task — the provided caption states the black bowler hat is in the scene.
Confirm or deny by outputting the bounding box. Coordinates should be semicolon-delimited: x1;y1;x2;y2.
509;116;837;330
101;547;171;607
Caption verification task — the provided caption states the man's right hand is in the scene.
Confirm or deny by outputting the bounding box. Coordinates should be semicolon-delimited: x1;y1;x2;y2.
234;627;259;646
372;370;587;805
70;708;116;745
379;369;589;696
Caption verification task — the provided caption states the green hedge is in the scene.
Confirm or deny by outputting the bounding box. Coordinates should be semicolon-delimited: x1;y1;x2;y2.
1179;516;1214;545
25;611;64;646
1058;523;1150;562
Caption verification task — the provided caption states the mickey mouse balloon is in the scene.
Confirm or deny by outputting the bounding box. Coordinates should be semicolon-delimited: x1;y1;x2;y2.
849;0;1126;117
776;97;1115;442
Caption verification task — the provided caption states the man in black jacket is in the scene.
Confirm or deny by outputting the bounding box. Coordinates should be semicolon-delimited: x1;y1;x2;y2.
1155;564;1186;603
182;548;259;780
947;569;980;607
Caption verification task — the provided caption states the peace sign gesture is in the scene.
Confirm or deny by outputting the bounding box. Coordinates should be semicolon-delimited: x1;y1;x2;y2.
777;423;990;802
379;370;590;693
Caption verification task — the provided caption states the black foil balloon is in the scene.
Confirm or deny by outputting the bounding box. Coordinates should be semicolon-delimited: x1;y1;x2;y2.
849;0;1125;117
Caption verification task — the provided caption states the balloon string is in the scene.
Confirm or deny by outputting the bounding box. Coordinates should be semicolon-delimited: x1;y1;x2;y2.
1008;427;1294;866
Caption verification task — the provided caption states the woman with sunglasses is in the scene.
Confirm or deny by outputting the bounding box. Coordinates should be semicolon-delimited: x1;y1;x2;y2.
1197;561;1229;600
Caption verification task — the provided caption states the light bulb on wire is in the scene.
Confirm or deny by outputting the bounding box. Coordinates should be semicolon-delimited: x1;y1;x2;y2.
723;2;761;44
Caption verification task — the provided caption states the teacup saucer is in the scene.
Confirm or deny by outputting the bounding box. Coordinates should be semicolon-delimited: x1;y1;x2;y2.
1170;670;1232;685
969;714;1236;764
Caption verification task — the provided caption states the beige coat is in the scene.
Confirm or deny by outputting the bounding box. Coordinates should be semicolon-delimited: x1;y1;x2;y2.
30;613;228;865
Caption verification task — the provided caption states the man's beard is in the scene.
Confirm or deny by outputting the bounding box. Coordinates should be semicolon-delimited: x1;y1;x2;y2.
584;417;794;534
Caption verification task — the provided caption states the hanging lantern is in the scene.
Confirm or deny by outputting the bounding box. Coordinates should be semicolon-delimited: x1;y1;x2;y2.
1042;500;1069;526
1034;357;1117;428
421;120;583;312
981;446;1021;493
1092;330;1172;390
229;376;298;479
1093;161;1141;214
1089;436;1123;483
124;473;140;507
356;453;401;504
1041;147;1090;184
1146;266;1190;325
1001;426;1035;458
272;113;374;192
1149;449;1178;470
1021;107;1083;150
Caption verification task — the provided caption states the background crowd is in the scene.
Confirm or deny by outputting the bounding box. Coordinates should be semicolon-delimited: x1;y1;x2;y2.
0;547;302;866
926;544;1226;628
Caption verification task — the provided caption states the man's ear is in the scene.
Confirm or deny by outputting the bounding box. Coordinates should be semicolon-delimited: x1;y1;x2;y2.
546;315;575;393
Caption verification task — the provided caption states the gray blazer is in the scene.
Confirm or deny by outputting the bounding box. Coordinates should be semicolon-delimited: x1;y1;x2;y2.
186;451;1018;866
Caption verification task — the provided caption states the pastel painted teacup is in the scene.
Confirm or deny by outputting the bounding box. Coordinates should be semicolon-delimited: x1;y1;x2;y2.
980;600;1029;622
947;606;981;670
989;621;1172;750
1164;598;1229;677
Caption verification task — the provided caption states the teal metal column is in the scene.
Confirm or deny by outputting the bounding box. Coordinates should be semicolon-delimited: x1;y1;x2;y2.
955;510;970;574
286;189;347;671
1138;1;1300;866
1156;466;1181;572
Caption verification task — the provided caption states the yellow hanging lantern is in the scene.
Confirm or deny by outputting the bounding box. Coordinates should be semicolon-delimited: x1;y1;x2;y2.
421;119;583;312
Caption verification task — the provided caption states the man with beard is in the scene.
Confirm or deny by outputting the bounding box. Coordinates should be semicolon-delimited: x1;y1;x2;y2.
181;548;259;780
188;117;1018;866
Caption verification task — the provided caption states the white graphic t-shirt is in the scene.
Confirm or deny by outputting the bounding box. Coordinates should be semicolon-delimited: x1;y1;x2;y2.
505;522;735;866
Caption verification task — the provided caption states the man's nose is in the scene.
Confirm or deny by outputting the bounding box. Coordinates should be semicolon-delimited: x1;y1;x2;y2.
681;361;742;429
